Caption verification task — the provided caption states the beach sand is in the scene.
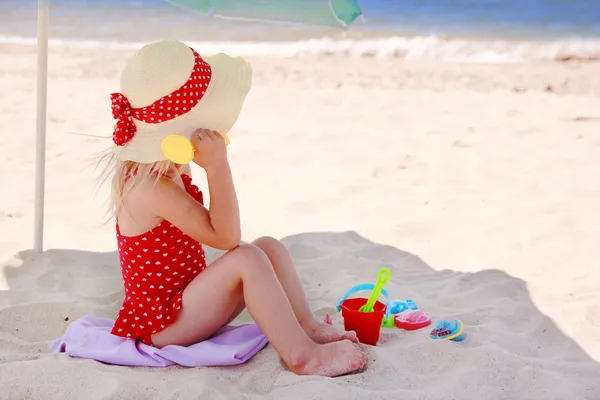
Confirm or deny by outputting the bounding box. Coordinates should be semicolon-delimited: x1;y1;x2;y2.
1;42;600;399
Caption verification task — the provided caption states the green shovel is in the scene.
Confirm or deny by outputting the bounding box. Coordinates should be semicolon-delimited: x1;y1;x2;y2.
359;268;391;312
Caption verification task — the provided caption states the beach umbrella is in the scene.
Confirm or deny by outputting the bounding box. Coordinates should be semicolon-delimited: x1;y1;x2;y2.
33;0;363;252
169;0;363;28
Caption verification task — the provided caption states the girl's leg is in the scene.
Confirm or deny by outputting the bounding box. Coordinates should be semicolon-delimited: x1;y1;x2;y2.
223;298;246;326
151;244;366;377
252;236;358;344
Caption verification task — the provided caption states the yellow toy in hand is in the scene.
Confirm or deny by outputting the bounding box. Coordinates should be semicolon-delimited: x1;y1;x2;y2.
161;132;230;164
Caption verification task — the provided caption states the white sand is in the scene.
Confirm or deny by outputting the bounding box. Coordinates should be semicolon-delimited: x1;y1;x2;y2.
1;42;600;399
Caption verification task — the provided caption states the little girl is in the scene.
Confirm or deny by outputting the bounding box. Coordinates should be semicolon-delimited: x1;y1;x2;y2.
104;39;366;377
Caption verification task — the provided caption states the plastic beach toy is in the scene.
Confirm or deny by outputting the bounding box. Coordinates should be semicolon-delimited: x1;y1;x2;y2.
162;135;195;164
428;319;466;342
381;299;421;327
394;310;432;331
388;299;418;314
359;268;391;312
336;271;392;346
161;132;230;164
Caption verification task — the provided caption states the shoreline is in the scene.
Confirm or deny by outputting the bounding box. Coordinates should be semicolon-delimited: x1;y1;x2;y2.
2;34;600;64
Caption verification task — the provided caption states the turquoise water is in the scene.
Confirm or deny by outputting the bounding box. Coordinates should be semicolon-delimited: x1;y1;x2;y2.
1;0;599;62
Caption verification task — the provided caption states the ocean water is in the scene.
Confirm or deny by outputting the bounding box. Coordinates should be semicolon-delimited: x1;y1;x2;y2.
1;0;600;62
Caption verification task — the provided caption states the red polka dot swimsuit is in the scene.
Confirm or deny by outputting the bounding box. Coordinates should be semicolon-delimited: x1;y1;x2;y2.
111;174;207;345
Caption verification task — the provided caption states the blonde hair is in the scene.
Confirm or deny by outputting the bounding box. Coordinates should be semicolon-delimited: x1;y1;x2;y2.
97;150;183;218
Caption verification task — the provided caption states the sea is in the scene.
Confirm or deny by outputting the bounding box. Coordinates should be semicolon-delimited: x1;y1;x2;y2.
1;0;600;62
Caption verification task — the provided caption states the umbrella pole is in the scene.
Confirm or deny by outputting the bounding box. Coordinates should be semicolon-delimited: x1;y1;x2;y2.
34;0;49;253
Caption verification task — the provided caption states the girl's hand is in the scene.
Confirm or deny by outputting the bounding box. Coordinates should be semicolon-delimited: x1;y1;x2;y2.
191;129;228;171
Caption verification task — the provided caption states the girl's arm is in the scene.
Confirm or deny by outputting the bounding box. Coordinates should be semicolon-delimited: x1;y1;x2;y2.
144;130;241;250
204;160;241;248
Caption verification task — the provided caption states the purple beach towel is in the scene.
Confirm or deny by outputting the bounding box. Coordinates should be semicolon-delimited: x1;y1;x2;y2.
50;315;268;367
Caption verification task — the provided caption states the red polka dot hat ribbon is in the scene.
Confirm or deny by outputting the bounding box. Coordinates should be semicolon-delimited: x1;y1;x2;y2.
110;49;212;146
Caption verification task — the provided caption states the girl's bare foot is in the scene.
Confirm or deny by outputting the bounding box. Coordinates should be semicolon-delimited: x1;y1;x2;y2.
303;320;359;344
289;340;367;377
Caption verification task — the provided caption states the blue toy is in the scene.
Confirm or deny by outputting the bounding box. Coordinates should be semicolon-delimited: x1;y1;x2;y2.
428;319;466;342
387;299;418;315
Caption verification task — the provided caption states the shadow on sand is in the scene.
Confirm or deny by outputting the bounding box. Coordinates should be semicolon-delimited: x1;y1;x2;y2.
1;231;599;400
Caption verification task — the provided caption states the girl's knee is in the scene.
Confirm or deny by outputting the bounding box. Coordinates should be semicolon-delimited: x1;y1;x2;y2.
252;236;284;256
231;243;272;273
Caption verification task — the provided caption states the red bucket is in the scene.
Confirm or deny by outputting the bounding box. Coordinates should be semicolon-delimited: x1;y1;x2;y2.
339;297;386;346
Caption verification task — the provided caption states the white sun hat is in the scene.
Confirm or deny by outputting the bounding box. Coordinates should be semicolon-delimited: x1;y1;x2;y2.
110;39;252;164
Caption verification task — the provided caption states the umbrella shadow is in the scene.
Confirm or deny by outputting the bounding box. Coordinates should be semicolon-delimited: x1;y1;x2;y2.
1;230;600;399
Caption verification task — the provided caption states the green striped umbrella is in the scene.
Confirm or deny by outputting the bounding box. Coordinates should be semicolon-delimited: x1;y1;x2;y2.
169;0;363;28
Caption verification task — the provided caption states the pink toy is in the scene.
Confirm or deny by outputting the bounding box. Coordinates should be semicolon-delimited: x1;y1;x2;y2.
394;310;432;331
